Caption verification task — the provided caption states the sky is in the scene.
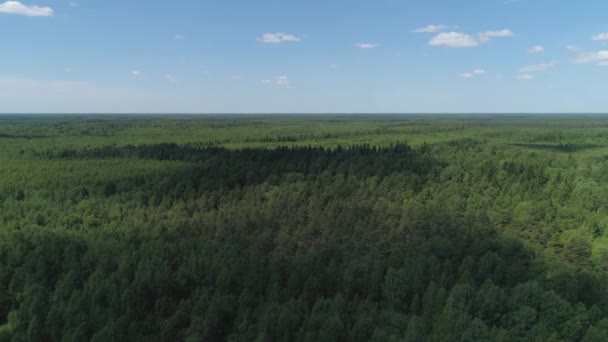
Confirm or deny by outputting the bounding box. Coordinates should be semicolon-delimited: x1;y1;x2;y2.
1;0;607;113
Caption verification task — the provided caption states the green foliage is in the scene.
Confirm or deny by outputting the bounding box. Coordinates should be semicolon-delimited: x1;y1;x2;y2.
1;115;608;340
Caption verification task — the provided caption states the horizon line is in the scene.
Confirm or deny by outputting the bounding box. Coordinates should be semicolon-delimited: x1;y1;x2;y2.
2;112;608;116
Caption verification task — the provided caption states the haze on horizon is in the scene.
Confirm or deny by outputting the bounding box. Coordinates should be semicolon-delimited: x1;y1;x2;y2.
1;0;607;113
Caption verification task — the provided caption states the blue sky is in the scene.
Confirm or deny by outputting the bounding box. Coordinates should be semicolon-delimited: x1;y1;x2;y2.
1;0;607;113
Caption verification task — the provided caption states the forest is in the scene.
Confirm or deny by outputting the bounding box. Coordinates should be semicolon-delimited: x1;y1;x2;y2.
1;114;608;341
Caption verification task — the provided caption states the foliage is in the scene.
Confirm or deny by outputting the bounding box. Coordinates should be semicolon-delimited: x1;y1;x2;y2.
1;115;608;340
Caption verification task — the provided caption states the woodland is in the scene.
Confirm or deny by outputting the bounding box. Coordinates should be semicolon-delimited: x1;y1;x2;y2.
1;115;608;341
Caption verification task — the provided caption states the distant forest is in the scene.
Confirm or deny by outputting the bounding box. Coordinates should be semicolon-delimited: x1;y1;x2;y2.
1;115;608;341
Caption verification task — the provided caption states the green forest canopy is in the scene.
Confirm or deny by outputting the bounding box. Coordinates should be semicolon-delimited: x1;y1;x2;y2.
2;115;608;341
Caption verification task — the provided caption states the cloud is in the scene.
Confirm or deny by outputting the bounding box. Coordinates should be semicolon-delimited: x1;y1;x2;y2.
413;25;448;33
573;50;608;64
0;1;53;16
68;2;78;7
165;74;177;83
592;33;608;41
275;76;290;85
231;75;241;80
528;45;544;54
428;28;513;48
570;48;608;66
461;69;486;78
567;45;580;52
518;74;534;80
261;76;292;87
64;68;72;72
354;43;378;49
519;61;559;72
174;34;185;40
257;33;301;43
429;32;479;48
479;29;514;42
131;70;142;77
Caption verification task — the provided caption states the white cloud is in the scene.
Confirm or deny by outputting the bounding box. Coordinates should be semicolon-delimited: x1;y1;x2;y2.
413;25;448;33
518;74;534;80
0;1;53;16
131;70;142;77
429;32;479;48
261;76;292;87
174;34;185;40
275;76;290;85
479;29;514;42
428;28;513;48
64;68;72;72
165;74;177;83
570;48;608;66
567;45;580;52
528;45;544;54
257;33;301;43
519;61;559;73
354;43;378;49
592;33;608;41
68;2;78;7
461;69;486;78
574;50;608;64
